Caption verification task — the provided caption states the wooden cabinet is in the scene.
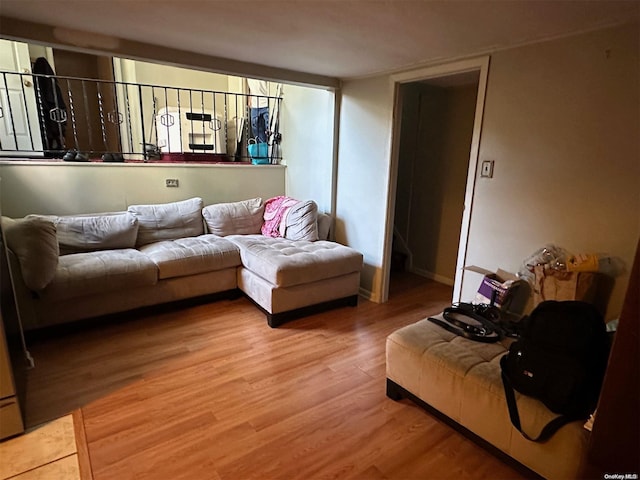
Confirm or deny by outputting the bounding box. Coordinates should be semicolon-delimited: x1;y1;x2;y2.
0;178;26;440
0;312;24;439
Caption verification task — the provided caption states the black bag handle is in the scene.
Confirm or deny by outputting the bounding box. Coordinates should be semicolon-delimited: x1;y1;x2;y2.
500;355;576;442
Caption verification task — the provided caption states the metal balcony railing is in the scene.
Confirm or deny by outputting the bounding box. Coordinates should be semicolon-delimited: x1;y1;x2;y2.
0;70;282;164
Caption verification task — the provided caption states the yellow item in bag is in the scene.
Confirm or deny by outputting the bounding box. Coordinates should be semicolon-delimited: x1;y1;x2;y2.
566;253;599;272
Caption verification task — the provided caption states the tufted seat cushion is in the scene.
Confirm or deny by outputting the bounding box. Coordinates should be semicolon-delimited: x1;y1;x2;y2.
41;249;158;301
139;235;241;280
226;234;363;287
387;317;511;422
386;316;589;480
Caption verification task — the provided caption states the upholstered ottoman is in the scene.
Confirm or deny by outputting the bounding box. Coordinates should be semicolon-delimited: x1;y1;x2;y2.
227;235;363;326
386;317;589;480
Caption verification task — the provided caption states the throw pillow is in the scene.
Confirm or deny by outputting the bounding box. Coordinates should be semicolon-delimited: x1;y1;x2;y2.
282;200;319;241
2;216;59;291
261;196;300;238
128;197;204;246
202;198;264;236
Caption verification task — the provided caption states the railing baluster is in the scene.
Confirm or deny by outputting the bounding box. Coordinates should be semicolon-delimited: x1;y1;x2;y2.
163;86;170;154
200;89;205;153
97;82;108;153
244;92;250;160
111;80;123;155
49;75;66;153
213;91;218;154
124;83;134;155
3;73;20;151
19;72;35;151
176;87;182;155
67;79;79;152
151;87;158;149
81;79;93;154
33;71;49;152
138;84;146;160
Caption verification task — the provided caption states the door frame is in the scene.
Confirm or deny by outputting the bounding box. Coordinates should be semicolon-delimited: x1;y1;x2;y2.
382;56;490;303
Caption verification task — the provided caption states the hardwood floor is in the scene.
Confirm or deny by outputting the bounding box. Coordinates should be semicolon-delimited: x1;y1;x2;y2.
23;273;528;480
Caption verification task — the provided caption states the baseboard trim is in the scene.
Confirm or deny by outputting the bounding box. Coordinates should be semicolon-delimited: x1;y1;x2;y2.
358;286;375;302
410;267;455;286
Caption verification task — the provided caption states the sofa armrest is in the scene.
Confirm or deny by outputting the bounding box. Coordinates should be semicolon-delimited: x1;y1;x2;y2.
2;216;59;291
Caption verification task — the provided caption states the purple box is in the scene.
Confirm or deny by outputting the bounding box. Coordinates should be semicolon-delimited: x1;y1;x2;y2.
477;275;510;305
466;266;523;308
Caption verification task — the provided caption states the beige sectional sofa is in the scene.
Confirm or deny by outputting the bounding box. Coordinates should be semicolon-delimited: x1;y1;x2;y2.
386;316;589;480
3;196;363;330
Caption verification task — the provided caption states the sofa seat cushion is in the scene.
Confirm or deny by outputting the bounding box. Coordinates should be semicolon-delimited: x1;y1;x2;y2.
139;235;241;280
387;317;510;420
41;249;158;301
227;235;363;287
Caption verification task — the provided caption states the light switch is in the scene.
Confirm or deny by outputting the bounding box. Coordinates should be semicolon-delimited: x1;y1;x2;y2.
481;160;494;178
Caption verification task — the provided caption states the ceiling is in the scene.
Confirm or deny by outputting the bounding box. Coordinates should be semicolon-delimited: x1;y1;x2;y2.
0;1;638;80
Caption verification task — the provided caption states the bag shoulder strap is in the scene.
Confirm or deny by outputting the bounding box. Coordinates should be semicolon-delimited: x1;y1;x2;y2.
499;355;576;442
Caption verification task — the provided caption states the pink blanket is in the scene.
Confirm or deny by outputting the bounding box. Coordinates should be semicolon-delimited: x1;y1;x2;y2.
261;196;300;237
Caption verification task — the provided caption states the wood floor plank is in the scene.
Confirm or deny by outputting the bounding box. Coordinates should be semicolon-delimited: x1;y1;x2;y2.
23;273;528;480
72;409;93;480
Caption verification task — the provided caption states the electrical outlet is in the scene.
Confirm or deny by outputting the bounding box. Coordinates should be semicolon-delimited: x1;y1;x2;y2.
480;160;494;178
165;178;179;187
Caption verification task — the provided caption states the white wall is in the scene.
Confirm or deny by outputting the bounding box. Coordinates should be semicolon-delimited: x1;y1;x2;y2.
125;61;231;92
337;23;639;319
459;23;639;319
0;162;285;217
337;76;394;300
280;84;334;213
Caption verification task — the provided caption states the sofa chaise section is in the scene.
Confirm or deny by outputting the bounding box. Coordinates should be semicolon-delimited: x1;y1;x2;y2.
227;235;363;327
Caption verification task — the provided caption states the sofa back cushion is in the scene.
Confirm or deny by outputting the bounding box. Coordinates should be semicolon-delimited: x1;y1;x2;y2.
128;197;204;246
317;213;332;241
2;216;59;291
31;212;139;255
202;198;264;236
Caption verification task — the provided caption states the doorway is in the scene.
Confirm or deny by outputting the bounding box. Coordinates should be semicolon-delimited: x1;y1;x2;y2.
384;58;490;303
52;48;120;155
